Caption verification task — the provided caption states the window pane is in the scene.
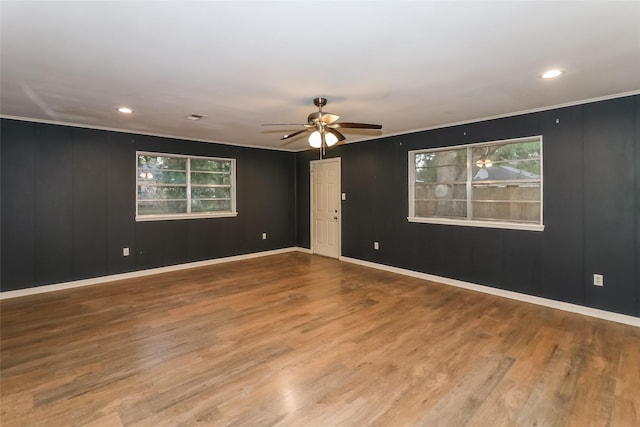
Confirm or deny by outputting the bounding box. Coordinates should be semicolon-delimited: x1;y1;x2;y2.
138;200;187;215
416;166;468;184
472;160;540;181
415;149;467;183
472;201;540;223
191;172;231;185
413;150;467;219
472;183;541;222
191;187;231;199
472;183;540;201
415;183;467;201
472;140;541;177
415;149;466;168
191;159;231;172
191;199;231;212
138;185;187;200
493;140;540;161
415;200;467;218
137;155;186;170
137;170;187;184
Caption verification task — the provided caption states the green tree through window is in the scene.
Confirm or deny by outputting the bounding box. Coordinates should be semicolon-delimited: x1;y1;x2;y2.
136;152;236;220
409;136;543;231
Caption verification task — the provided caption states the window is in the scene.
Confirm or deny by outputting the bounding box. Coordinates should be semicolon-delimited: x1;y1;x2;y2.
408;136;543;231
136;152;237;221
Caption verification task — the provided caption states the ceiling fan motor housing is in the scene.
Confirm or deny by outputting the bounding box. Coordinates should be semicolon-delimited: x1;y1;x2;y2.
307;112;337;124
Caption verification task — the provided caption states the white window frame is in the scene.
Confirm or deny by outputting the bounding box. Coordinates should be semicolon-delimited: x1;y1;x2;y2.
408;135;544;231
136;151;237;222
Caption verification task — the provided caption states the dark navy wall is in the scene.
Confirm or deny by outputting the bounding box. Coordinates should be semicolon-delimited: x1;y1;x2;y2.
296;95;639;317
2;95;638;318
1;119;297;291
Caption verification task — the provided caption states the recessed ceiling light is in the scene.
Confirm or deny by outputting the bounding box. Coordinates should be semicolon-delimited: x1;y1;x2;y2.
541;69;564;79
117;107;133;114
186;113;206;121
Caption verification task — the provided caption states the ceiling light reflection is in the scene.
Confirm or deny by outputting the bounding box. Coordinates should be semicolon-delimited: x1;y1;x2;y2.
279;377;299;413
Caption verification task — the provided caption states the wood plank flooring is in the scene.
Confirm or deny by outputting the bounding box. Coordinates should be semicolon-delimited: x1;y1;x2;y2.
1;252;639;426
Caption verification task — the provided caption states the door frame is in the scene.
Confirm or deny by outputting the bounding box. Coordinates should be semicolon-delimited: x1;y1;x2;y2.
310;157;342;258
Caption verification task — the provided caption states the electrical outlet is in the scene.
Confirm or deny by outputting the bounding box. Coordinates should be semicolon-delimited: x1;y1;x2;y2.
374;241;379;250
593;274;604;287
341;193;347;201
123;247;130;257
262;232;267;240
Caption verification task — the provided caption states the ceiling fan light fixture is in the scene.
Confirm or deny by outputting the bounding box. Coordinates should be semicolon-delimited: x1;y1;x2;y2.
324;131;339;147
308;130;322;148
268;97;382;149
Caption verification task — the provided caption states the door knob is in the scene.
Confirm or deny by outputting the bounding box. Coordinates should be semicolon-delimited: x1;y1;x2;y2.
333;216;338;220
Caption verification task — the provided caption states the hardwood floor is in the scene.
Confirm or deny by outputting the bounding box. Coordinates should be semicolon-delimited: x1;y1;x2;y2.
1;252;639;426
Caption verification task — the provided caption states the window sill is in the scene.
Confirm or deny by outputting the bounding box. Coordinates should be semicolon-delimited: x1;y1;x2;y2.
136;212;238;222
407;216;544;232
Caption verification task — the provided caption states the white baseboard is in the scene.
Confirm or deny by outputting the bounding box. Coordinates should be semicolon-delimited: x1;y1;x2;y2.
4;249;637;328
339;256;640;328
0;247;307;300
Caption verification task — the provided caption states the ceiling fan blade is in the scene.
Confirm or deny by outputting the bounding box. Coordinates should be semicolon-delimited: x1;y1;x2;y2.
280;129;309;140
330;122;382;130
262;123;308;127
321;113;340;125
267;98;382;145
327;128;345;142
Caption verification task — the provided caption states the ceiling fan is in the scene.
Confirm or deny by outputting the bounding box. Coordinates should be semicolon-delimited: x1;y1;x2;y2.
262;97;382;149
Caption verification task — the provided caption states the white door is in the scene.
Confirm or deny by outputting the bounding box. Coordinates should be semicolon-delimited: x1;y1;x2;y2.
311;158;341;258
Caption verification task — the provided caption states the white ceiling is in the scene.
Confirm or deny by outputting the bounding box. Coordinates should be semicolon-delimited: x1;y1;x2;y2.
2;1;640;151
